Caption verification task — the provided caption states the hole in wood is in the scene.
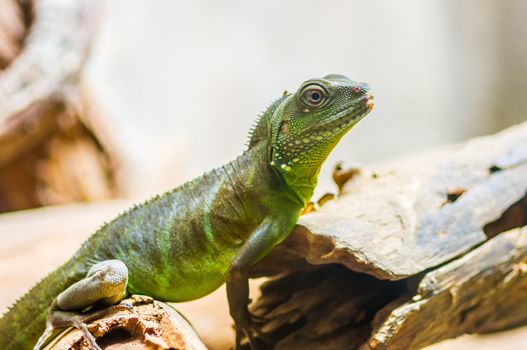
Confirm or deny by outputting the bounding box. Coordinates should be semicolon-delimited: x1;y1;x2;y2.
488;165;503;174
483;193;527;239
443;187;466;204
251;264;411;349
96;328;133;348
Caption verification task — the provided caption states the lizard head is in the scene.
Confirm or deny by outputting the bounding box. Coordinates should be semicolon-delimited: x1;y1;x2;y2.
270;74;373;190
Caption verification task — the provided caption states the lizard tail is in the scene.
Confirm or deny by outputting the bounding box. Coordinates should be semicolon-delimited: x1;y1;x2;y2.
0;258;87;350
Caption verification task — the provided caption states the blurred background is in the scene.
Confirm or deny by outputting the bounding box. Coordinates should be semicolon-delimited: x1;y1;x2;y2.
0;0;526;349
86;0;527;199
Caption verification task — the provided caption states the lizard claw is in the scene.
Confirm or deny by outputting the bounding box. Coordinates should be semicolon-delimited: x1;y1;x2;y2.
117;301;134;310
73;320;102;350
35;311;104;350
248;310;268;325
233;312;273;350
126;294;154;306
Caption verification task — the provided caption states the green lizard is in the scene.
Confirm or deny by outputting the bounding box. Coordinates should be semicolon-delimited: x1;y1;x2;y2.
0;74;373;350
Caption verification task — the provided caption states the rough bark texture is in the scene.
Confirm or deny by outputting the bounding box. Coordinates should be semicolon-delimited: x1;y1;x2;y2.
249;122;527;349
0;0;121;213
43;297;207;350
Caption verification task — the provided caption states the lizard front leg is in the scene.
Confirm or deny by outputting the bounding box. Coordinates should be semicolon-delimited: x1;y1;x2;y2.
227;217;292;350
34;260;129;350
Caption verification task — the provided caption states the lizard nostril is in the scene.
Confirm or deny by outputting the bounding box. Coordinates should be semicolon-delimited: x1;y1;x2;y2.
351;86;362;95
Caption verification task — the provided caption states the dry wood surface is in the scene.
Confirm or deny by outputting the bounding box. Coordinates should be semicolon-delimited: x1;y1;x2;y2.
249;122;527;349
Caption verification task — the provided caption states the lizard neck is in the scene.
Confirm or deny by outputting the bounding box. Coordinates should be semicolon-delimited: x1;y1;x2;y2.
278;166;318;207
245;138;315;209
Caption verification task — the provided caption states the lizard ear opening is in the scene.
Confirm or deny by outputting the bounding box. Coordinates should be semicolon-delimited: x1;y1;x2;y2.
279;120;289;134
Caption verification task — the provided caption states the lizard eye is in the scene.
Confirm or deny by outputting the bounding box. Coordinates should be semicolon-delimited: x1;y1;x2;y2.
301;85;327;108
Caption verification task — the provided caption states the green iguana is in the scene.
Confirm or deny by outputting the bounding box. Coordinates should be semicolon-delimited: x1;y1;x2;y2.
0;74;373;350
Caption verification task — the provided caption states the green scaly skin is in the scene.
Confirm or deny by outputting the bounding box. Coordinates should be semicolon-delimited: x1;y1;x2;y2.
0;74;373;349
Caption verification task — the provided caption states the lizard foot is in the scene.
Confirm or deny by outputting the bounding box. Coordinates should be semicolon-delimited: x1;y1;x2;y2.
233;312;274;350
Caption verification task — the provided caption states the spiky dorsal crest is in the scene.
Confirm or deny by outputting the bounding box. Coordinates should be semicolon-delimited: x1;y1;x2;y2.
246;95;287;149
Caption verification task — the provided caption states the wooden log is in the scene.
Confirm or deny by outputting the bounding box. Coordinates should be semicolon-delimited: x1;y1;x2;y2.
365;226;527;350
249;122;527;349
43;296;208;350
0;0;121;213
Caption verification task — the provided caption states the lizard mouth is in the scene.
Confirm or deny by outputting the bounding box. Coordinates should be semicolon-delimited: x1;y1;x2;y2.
315;93;374;134
365;93;375;111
